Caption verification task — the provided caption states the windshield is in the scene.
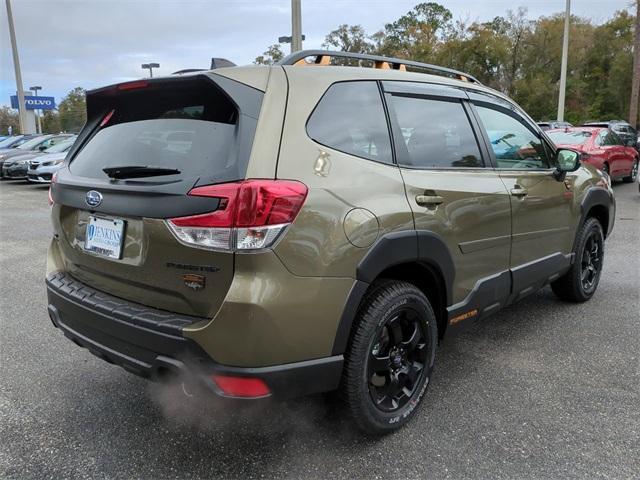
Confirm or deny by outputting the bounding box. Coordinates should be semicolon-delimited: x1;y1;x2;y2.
548;130;592;146
44;138;76;153
16;136;51;150
0;136;23;148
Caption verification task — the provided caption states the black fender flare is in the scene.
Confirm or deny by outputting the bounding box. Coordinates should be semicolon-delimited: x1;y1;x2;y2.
575;186;615;249
332;230;455;355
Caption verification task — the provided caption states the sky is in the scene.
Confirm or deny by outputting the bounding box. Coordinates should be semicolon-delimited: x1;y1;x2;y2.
0;0;634;108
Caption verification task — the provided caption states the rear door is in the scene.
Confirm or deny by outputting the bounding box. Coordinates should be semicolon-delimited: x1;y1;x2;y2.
470;93;575;296
597;129;626;176
606;130;633;176
51;74;264;318
382;81;512;313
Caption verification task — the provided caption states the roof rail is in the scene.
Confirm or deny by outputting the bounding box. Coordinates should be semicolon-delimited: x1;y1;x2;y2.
278;50;481;85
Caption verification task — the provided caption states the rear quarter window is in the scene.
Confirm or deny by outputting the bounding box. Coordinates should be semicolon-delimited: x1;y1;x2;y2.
306;81;392;164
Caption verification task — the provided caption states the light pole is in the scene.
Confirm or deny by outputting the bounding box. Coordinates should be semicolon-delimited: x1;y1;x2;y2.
6;0;27;134
30;85;42;134
557;0;570;122
291;0;302;53
141;63;160;78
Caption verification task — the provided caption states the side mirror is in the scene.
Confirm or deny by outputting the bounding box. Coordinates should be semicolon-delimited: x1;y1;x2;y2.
553;148;580;181
38;145;47;151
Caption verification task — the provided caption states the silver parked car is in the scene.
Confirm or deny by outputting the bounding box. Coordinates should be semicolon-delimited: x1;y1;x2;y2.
26;137;77;183
0;134;74;177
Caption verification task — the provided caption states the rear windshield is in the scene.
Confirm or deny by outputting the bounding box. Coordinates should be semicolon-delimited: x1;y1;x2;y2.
547;130;592;145
70;77;242;182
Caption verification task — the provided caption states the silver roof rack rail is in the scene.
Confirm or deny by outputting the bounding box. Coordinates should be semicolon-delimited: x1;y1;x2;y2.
278;49;481;85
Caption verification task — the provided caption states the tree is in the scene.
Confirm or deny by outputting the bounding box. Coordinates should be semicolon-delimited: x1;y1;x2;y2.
379;2;453;59
322;24;373;53
253;2;634;123
0;106;19;135
58;87;86;133
41;110;61;134
254;44;284;65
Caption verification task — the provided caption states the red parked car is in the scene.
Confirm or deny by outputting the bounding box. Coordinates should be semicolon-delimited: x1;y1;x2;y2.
547;127;639;182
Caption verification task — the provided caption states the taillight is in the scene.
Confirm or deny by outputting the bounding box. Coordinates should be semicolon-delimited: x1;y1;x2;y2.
48;172;57;206
166;179;307;251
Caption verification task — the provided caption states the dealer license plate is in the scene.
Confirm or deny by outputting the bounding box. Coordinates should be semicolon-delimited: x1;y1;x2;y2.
84;216;125;259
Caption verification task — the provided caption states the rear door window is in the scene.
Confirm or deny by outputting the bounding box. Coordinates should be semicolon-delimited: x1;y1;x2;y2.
69;77;246;183
306;81;392;164
388;95;483;168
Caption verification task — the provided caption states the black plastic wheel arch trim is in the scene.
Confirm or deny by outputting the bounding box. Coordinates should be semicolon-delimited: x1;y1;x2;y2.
332;230;455;355
355;230;455;300
577;186;615;243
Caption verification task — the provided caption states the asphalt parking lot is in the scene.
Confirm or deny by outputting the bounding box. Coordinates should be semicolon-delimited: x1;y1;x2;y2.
0;179;638;479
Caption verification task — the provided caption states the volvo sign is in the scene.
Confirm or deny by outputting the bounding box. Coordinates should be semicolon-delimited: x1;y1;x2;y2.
10;95;56;110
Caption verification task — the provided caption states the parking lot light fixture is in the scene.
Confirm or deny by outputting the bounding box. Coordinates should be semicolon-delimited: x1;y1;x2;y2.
141;62;160;78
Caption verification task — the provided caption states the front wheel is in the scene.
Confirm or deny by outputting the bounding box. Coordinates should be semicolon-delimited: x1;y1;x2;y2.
623;159;638;183
342;281;437;435
551;217;604;302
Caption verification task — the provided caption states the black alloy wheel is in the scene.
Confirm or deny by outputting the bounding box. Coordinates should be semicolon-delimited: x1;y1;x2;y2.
368;309;429;412
580;230;603;294
343;281;438;434
551;217;604;302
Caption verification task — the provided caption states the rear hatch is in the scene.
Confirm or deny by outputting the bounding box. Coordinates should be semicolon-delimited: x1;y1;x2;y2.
50;73;263;318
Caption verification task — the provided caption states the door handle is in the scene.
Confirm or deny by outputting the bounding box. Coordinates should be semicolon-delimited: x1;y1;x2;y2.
415;194;444;207
510;187;528;197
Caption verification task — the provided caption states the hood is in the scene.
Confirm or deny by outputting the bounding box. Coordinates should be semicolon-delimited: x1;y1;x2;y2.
33;151;67;165
553;143;588;153
0;149;41;161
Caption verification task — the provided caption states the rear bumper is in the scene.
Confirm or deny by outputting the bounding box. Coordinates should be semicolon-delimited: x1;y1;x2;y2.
46;271;343;399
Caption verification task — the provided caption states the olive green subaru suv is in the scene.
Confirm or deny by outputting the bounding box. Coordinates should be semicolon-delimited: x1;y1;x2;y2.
47;50;615;434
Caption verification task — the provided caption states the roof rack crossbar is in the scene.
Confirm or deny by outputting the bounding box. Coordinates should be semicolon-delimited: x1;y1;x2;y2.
278;50;481;85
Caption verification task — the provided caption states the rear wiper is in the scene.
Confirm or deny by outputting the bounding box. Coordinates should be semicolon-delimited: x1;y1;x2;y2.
102;165;181;179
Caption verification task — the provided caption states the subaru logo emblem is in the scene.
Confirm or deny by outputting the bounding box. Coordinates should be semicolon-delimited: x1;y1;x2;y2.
85;190;103;207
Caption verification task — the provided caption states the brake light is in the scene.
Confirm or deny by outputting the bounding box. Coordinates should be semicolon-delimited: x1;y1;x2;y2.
117;80;149;91
212;375;271;398
166;179;307;251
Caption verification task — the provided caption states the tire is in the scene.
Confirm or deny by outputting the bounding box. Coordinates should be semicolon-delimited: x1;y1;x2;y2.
551;217;604;302
623;159;638;183
342;280;438;435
